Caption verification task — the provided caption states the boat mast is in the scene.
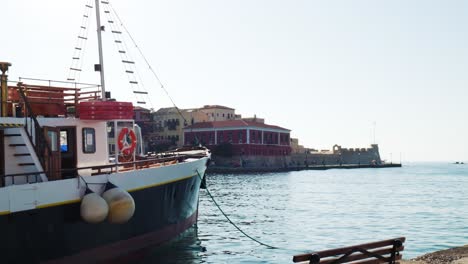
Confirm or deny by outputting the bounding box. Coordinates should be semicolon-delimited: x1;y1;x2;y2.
94;0;106;100
0;62;12;117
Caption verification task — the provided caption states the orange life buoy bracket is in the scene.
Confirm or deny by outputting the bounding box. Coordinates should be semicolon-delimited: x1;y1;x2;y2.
118;127;137;156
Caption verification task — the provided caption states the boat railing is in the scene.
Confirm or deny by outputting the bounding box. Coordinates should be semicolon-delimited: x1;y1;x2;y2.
7;78;101;118
0;171;43;186
0;153;207;186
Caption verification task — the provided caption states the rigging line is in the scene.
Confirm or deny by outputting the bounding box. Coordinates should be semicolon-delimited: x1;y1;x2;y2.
109;3;186;119
76;0;94;82
68;0;93;82
103;5;147;104
105;6;152;107
103;6;152;108
68;1;89;79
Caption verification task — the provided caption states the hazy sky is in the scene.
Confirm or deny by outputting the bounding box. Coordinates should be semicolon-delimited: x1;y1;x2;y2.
2;0;468;162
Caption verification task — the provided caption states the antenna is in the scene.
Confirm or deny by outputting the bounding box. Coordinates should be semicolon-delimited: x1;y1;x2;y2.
94;0;106;100
372;121;376;144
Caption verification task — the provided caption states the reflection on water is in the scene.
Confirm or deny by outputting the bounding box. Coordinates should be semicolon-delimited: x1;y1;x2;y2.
133;226;204;264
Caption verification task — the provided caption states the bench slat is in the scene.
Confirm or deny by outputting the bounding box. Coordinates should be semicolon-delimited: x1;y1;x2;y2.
293;237;405;263
319;246;404;264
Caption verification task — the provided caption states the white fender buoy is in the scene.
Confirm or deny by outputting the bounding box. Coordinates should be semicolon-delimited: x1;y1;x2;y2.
80;188;109;224
102;182;135;224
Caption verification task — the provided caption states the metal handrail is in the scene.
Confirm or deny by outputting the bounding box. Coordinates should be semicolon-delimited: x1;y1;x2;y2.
16;84;56;180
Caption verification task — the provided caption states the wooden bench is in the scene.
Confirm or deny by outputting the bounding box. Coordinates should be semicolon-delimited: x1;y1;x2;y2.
293;237;405;264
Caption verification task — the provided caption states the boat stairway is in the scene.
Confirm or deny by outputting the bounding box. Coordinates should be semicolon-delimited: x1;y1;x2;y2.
3;127;43;185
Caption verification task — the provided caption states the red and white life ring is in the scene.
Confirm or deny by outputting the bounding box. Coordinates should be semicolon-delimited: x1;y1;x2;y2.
118;127;137;156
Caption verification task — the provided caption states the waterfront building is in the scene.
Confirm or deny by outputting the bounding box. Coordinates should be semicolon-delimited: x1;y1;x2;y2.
198;105;239;121
183;119;291;156
145;105;239;150
290;138;306;154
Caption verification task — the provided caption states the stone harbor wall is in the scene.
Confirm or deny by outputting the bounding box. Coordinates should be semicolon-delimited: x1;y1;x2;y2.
210;144;382;168
212;155;292;168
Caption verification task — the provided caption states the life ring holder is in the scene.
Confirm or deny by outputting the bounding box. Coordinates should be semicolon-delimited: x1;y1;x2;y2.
118;127;137;157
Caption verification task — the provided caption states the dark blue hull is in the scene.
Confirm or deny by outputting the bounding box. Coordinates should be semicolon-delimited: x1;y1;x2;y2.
0;174;201;264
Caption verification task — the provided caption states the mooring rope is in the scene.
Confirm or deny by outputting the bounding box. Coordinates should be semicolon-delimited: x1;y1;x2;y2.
196;170;282;250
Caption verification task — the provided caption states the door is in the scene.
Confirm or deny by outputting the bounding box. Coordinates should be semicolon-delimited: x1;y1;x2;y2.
0;129;4;187
59;127;77;179
43;126;61;181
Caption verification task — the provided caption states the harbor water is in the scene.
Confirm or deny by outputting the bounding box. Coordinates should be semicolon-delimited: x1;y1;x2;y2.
143;162;468;263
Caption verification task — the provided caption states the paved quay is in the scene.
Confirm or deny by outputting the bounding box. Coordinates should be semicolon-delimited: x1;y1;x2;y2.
402;245;468;264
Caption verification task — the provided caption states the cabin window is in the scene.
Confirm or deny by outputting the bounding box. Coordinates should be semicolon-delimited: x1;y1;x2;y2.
82;128;96;153
47;131;58;152
60;131;69;152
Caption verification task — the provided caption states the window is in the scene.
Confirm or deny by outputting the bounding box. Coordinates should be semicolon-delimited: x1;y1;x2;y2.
48;131;58;152
60;130;68;152
82;128;96;153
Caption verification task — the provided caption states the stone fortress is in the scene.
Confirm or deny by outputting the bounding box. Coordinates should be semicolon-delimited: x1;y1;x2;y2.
212;144;382;169
289;144;382;167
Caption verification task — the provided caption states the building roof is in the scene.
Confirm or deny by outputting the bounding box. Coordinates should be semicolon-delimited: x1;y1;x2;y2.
200;105;234;110
133;106;150;111
184;120;290;132
154;107;179;114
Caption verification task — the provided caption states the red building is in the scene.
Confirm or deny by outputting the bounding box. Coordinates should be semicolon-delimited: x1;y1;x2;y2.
184;120;291;156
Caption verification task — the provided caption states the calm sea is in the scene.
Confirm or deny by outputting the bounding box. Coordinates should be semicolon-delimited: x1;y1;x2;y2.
143;162;468;263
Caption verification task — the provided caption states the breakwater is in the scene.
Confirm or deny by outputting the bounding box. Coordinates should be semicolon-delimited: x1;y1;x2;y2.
207;163;401;174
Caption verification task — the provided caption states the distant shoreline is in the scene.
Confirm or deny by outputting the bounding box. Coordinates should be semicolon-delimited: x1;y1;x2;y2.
206;163;401;174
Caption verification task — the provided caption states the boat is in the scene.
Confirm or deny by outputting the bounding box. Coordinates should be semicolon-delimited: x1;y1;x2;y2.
0;1;210;263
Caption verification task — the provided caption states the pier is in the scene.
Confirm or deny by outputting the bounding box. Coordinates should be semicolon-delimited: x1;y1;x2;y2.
206;163;402;174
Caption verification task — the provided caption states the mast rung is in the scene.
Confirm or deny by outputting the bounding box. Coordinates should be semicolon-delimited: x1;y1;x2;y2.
101;1;109;4
118;50;126;53
70;68;82;71
67;78;75;81
125;70;134;74
86;4;92;8
72;57;80;60
75;47;82;50
115;40;122;43
111;30;122;34
104;11;110;14
81;26;86;29
122;60;135;64
108;20;114;23
133;91;148;94
129;81;138;84
84;15;89;18
78;36;87;40
137;101;146;104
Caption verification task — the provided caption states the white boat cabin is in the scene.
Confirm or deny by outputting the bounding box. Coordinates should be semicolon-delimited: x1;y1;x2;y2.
0;70;144;187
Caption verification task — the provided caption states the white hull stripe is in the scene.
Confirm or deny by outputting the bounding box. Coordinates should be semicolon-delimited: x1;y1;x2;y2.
0;173;198;216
